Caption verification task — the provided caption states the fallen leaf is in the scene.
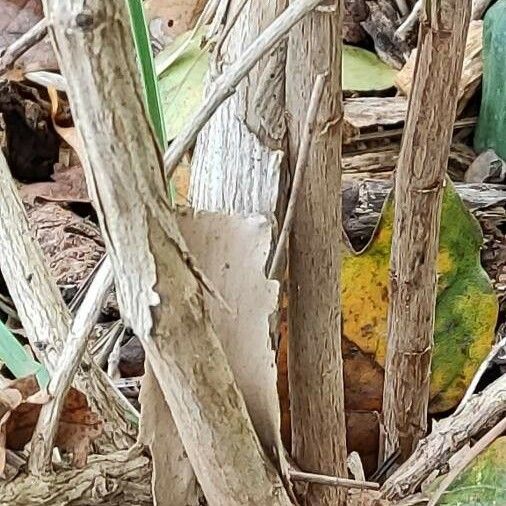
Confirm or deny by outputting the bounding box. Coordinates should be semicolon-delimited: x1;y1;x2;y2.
0;0;57;73
342;45;397;92
18;164;89;204
435;437;506;505
340;180;498;471
0;375;103;473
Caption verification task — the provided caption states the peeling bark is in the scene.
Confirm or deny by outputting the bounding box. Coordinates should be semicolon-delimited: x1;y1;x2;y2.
285;2;348;505
382;0;472;461
190;0;288;216
42;1;292;504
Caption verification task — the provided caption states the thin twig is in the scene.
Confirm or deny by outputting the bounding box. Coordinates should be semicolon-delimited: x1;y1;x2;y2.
29;257;114;475
395;1;422;40
289;469;379;491
395;0;410;16
427;416;506;506
268;74;326;279
455;323;506;414
163;0;324;177
0;19;47;75
382;374;506;501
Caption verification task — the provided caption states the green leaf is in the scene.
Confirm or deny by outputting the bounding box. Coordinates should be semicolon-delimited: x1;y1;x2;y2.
127;0;166;147
0;320;49;388
156;27;210;142
437;437;506;505
342;45;397;92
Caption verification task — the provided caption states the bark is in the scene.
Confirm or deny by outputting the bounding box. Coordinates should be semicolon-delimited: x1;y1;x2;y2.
190;0;288;215
0;450;152;506
42;1;292;505
285;3;347;505
381;373;506;500
382;0;472;461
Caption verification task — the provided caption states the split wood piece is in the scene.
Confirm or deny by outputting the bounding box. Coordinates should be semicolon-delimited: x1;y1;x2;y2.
361;0;409;69
164;0;325;177
427;416;506;506
0;140;137;453
396;20;483;116
44;1;292;504
344;116;477;145
381;373;506;500
343;97;408;144
0;19;48;75
29;258;114;475
342;143;475;179
382;0;472;461
0;450;151;506
269;74;325;279
289;470;379;491
286;3;347;505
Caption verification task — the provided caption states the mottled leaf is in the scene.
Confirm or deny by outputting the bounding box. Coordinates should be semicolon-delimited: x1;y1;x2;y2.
438;437;506;505
342;180;498;413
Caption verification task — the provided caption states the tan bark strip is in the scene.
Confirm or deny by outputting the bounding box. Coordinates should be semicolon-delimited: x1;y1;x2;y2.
0;450;151;506
164;0;324;177
0;151;137;451
0;19;48;75
29;258;114;475
382;373;506;501
42;1;292;504
382;0;472;461
286;3;348;505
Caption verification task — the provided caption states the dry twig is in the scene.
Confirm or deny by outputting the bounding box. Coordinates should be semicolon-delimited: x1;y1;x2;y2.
268;73;326;279
0;19;47;75
29;258;114;475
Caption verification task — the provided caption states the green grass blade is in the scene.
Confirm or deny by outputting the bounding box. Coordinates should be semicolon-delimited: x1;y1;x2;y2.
0;320;49;388
126;0;167;147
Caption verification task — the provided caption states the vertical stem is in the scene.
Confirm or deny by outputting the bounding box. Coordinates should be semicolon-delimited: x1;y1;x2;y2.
285;2;347;505
126;0;166;147
382;0;472;461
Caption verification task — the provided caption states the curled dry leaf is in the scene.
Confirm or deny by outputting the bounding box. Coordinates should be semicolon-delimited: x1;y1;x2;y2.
0;375;103;476
18;163;89;204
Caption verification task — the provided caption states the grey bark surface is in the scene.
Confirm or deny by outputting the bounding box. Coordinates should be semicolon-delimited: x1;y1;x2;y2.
190;0;288;215
42;1;292;505
0;450;152;506
285;3;348;505
382;0;472;461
